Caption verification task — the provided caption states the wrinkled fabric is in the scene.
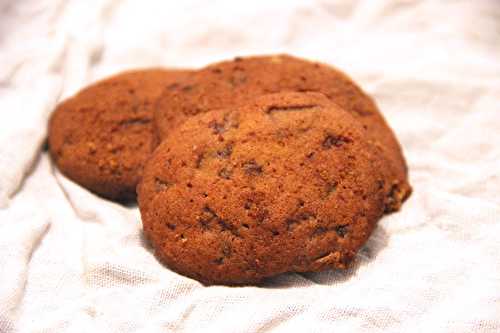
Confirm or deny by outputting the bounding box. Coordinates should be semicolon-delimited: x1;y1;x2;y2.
1;1;499;332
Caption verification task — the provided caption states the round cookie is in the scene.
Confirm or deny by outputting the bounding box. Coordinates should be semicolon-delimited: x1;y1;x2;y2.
49;68;190;201
155;55;411;212
139;92;388;285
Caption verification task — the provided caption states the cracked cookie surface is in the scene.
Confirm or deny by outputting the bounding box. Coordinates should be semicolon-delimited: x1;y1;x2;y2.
139;92;388;285
155;54;411;212
48;69;190;201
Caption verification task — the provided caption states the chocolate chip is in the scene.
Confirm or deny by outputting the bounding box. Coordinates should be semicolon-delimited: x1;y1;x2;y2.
208;115;239;134
289;211;316;230
325;182;338;196
218;168;232;179
335;225;348;237
118;117;151;127
249;208;269;224
311;227;327;238
243;159;262;175
286;218;298;230
266;104;318;114
218;219;241;237
195;153;205;168
216;144;233;158
199;220;209;230
208;120;226;134
222;243;232;257
322;134;351;149
199;206;217;229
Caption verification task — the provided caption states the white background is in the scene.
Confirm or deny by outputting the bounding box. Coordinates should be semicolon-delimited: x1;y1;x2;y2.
0;0;499;332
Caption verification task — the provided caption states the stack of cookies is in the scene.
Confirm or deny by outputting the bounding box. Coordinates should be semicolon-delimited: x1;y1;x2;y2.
48;55;411;285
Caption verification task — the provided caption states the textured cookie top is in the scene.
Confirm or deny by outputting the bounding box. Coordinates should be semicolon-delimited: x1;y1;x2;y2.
139;92;387;285
155;55;411;212
48;69;189;201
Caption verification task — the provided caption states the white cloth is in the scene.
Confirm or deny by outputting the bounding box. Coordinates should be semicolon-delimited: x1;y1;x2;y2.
1;0;499;332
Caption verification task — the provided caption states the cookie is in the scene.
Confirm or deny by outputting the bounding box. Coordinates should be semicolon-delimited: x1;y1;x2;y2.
155;55;411;212
139;92;388;285
48;68;190;201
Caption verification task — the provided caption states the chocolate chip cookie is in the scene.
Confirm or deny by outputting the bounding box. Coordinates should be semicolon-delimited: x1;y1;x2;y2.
155;55;411;212
139;92;388;285
48;68;190;201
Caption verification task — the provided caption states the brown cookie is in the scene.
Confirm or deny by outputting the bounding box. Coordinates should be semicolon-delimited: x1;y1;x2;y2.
48;68;190;201
139;92;388;285
155;55;411;212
